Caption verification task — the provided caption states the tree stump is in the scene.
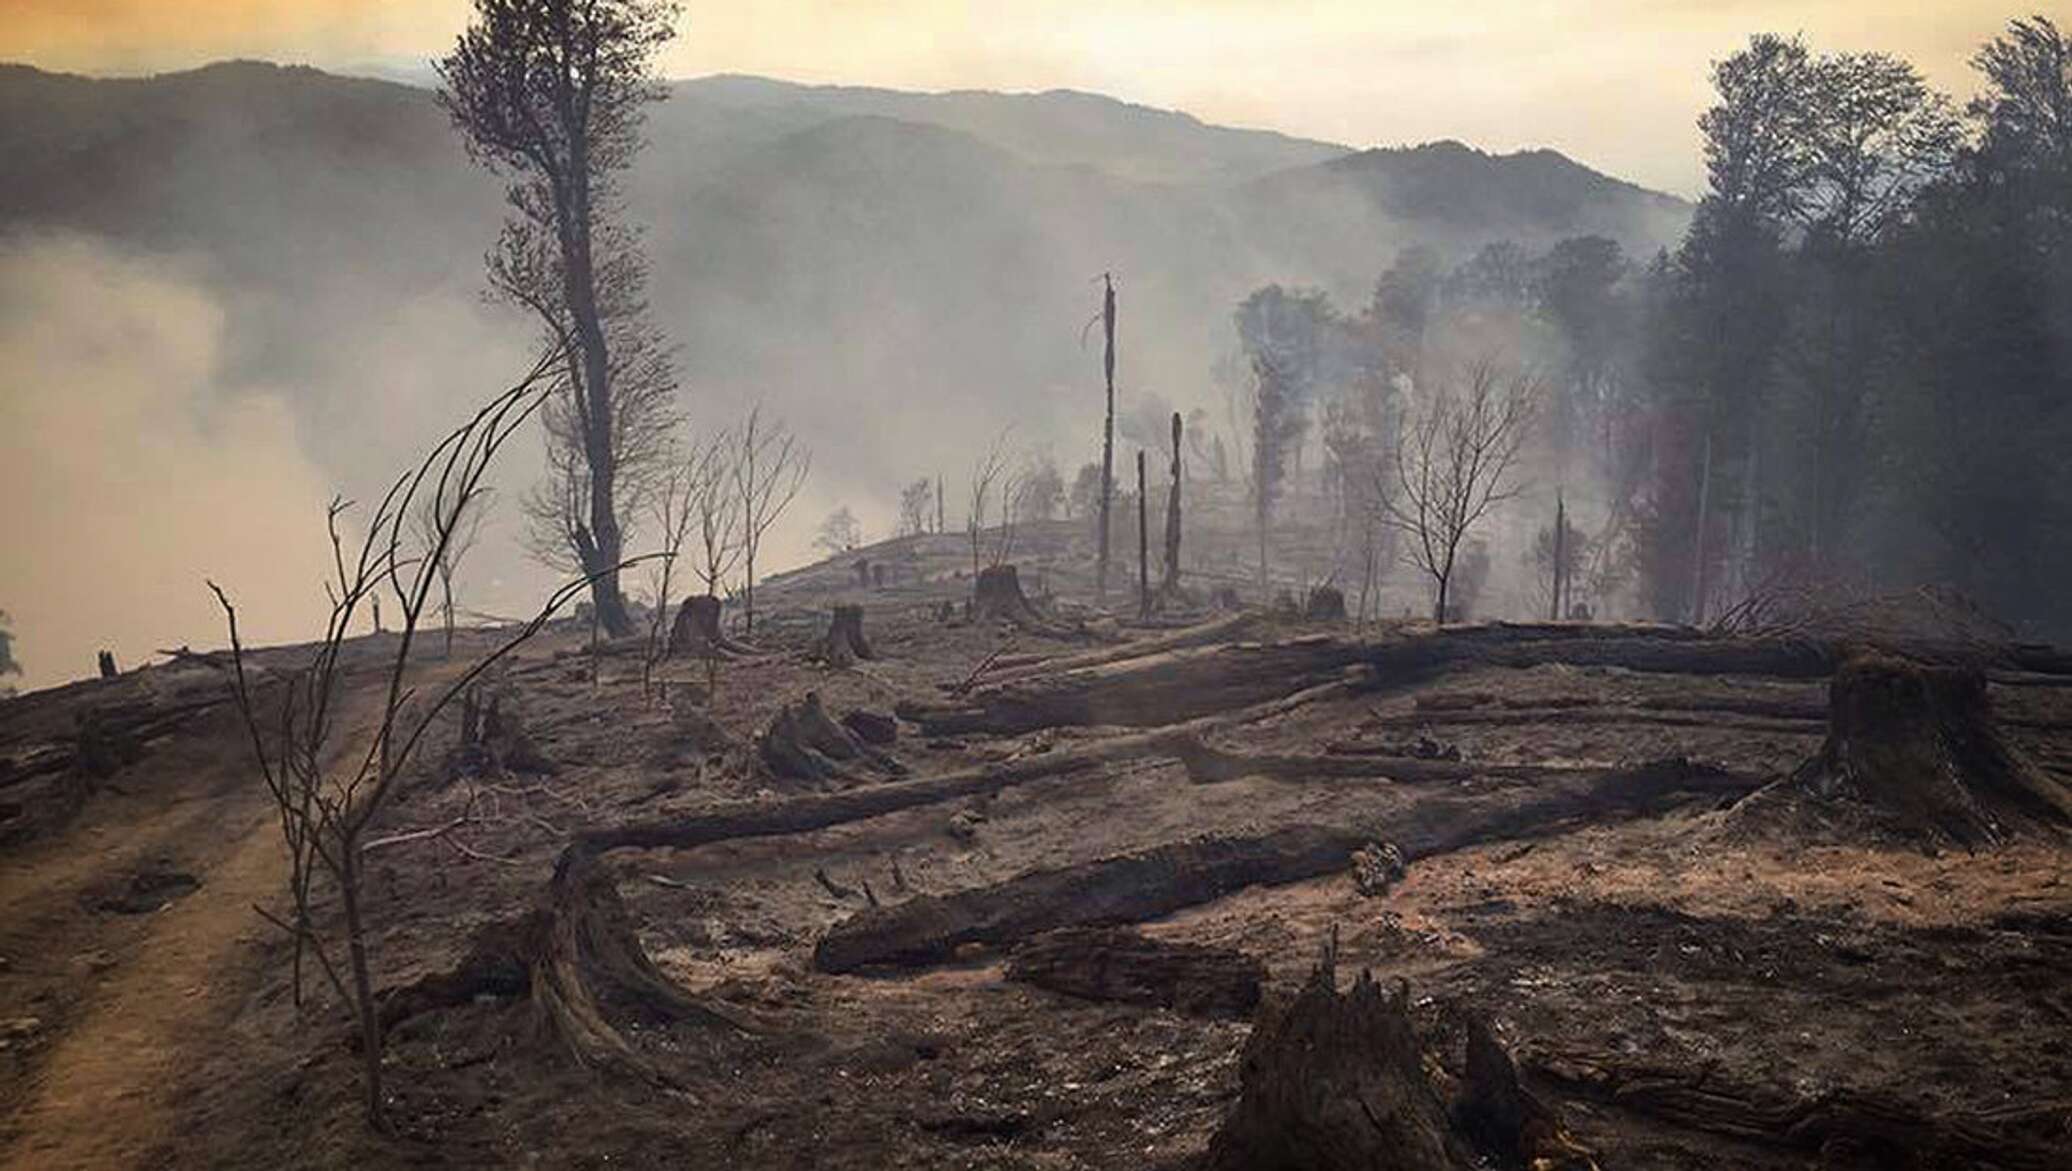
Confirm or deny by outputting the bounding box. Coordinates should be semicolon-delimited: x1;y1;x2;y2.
972;564;1076;637
758;692;902;786
667;595;752;659
1006;927;1262;1019
816;604;876;669
96;651;117;679
1205;941;1472;1170
841;709;899;746
1791;653;2072;846
1306;585;1347;622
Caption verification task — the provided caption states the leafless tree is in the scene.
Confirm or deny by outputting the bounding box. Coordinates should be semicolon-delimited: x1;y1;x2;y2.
816;506;863;555
640;452;699;698
212;349;625;1129
896;477;933;537
731;404;809;635
682;426;740;599
1379;360;1539;622
437;0;680;639
966;428;1014;578
412;486;493;659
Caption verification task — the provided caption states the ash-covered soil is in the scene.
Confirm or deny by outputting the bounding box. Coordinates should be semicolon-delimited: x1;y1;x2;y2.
2;528;2068;1169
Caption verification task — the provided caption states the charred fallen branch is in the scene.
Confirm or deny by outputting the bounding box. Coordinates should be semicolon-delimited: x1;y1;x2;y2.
813;757;1760;973
976;610;1265;688
1006;927;1262;1019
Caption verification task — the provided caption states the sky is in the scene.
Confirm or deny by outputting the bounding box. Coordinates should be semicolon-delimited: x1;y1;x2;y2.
0;0;2020;195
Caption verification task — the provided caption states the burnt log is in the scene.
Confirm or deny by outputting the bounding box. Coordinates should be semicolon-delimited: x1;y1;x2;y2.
815;604;876;669
1006;927;1262;1019
813;757;1761;972
901;635;1369;737
1787;654;2072;847
1527;1045;2067;1171
902;626;1844;739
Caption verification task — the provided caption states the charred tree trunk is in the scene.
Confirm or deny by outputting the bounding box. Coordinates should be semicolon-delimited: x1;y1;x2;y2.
1137;448;1150;618
1097;273;1117;601
1163;411;1183;595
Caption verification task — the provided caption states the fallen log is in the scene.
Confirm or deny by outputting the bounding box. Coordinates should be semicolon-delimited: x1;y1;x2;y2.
1006;927;1263;1019
900;635;1369;736
977;610;1265;688
1525;1046;2068;1171
813;757;1761;973
1170;734;1596;786
899;626;1842;739
1353;708;1823;736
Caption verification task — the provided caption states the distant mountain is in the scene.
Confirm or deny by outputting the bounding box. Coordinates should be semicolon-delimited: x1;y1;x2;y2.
0;60;1691;564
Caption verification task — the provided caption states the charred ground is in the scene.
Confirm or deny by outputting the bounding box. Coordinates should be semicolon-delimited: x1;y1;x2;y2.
1;526;2069;1169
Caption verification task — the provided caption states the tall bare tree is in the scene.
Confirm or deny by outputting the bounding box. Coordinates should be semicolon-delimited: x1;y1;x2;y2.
1379;361;1539;622
966;428;1015;578
412;486;494;659
437;0;681;638
731;404;809;635
897;478;934;537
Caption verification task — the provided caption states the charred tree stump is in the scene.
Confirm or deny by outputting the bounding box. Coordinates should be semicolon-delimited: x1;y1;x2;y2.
1306;585;1347;622
972;564;1078;638
815;604;876;669
1786;653;2072;846
667;595;754;659
1006;927;1262;1019
96;650;117;679
841;709;898;746
449;686;555;778
1205;943;1472;1170
758;692;902;785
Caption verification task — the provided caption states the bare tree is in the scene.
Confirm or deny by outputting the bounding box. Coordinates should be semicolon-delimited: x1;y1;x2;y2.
966;428;1014;579
816;506;862;555
213;350;620;1129
683;427;740;598
1379;361;1539;622
437;0;680;639
641;453;700;697
731;404;810;635
897;478;933;537
412;486;493;659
